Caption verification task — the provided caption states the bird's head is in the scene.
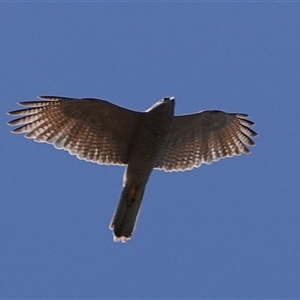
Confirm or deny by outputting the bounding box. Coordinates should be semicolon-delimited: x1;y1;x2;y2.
161;96;175;103
146;96;175;113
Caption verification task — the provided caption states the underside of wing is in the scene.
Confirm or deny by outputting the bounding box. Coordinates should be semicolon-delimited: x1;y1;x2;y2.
8;96;144;165
155;110;257;172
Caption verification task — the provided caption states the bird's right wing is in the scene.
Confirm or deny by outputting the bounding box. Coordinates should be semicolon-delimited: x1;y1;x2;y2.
8;96;144;165
155;110;257;172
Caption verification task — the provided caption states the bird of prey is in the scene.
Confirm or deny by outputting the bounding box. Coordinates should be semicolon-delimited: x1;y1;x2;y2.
8;96;257;243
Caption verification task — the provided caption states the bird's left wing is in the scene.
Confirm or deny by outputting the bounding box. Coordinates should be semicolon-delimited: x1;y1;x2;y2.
155;110;257;172
8;96;144;165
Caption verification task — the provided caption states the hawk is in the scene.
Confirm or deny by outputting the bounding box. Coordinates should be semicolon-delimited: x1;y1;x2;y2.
8;96;257;243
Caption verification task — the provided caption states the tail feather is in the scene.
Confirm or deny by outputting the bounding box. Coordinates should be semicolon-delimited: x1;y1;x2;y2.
109;185;145;243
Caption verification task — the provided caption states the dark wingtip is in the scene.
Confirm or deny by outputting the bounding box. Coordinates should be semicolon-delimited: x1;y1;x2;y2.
7;109;21;116
235;113;249;118
38;96;55;100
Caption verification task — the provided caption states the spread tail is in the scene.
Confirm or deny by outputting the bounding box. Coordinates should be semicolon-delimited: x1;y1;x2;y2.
109;184;145;243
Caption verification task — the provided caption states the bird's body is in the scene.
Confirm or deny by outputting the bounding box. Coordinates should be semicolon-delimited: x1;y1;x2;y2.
8;96;257;242
110;98;175;241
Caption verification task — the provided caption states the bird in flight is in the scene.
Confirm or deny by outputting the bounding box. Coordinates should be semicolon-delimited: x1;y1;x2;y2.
8;96;257;243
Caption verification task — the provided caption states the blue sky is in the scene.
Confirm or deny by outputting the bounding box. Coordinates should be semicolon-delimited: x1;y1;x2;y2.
1;3;300;299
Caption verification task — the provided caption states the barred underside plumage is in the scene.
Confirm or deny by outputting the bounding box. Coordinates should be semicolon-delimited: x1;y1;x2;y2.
154;111;257;171
8;96;257;242
8;96;143;166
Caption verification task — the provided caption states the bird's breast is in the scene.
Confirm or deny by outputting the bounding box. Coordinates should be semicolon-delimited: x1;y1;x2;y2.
124;116;173;184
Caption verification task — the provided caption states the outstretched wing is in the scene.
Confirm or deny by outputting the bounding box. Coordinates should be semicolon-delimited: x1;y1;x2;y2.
8;96;144;165
155;110;257;172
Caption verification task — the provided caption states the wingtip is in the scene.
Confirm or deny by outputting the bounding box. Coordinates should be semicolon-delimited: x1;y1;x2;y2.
7;109;22;116
38;96;62;101
38;96;52;100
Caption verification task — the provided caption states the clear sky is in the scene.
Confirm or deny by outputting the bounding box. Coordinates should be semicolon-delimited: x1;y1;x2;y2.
1;3;300;299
